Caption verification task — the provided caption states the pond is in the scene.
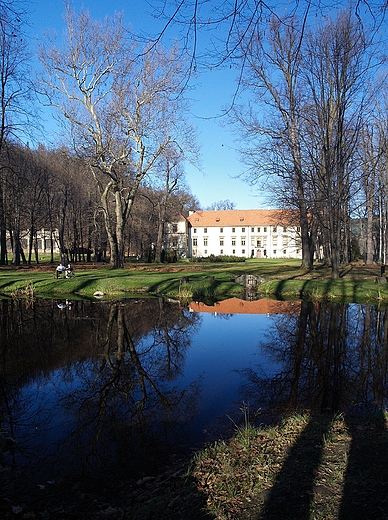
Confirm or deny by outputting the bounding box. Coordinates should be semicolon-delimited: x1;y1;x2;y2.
0;297;387;492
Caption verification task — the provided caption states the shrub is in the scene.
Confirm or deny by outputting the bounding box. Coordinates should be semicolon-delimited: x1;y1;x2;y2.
189;255;246;263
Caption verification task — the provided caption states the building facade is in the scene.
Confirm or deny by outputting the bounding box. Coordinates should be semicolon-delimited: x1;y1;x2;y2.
163;216;190;258
185;209;302;259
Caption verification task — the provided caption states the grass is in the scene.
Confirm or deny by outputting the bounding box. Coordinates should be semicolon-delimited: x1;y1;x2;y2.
127;411;388;519
0;258;388;302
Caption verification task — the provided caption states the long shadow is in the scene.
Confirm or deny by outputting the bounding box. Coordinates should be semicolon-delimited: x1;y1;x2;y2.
260;414;334;520
339;411;388;520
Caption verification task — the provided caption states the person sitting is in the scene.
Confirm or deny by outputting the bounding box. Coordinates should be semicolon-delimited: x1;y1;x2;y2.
56;263;66;279
65;264;74;278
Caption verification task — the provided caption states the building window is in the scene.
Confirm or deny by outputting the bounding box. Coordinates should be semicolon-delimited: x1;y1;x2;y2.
232;227;235;232
220;238;224;246
241;237;246;246
283;249;287;255
232;237;236;246
204;228;207;233
257;227;260;232
264;227;267;232
273;226;277;232
204;249;207;254
273;249;277;255
194;228;197;233
220;249;223;254
193;238;198;246
242;227;245;232
232;249;235;254
172;224;178;233
242;249;245;254
283;226;287;232
172;239;177;247
220;227;223;233
204;237;208;246
257;239;261;247
251;227;254;232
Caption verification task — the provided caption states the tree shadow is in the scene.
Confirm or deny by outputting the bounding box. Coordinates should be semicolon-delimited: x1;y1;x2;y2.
259;414;334;520
339;411;388;520
254;411;388;520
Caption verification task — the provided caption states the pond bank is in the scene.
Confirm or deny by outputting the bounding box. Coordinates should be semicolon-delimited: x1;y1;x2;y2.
1;260;388;303
2;411;387;519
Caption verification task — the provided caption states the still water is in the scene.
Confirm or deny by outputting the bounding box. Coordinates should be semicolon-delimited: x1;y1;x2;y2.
0;297;387;488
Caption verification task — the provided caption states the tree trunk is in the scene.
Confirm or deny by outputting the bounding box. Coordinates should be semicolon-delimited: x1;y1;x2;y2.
366;190;374;264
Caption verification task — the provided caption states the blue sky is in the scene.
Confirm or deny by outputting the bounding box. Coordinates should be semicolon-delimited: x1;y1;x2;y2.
27;0;268;210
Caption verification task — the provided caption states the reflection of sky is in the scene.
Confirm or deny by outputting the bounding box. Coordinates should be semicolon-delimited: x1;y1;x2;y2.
178;312;281;430
4;299;388;488
9;311;282;480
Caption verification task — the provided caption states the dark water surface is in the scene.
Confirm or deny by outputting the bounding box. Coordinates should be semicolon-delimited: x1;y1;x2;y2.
0;297;387;490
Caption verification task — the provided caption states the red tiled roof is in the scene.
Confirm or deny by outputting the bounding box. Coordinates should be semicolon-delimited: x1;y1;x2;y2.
189;298;301;315
187;209;299;227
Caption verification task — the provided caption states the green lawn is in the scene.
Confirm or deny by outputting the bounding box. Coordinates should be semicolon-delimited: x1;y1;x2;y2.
0;258;386;302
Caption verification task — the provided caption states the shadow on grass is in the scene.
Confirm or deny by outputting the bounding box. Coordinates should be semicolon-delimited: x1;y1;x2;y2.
259;414;334;520
339;411;388;520
256;412;388;520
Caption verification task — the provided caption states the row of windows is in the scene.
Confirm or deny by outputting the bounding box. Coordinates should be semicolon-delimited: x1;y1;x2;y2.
192;226;294;234
216;249;288;255
193;237;290;247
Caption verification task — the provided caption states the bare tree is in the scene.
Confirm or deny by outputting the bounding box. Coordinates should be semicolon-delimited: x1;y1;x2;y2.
151;146;186;262
0;1;35;264
206;199;236;210
39;3;193;268
230;12;317;268
303;11;373;277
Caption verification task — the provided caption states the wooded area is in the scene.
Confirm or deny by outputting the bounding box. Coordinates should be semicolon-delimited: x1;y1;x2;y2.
0;1;198;267
1;0;388;276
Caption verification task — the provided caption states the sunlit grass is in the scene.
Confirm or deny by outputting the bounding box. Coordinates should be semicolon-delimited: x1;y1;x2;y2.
190;411;388;520
0;259;387;302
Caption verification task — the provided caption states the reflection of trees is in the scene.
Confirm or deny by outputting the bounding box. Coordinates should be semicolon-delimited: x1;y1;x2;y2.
61;300;202;478
0;298;202;481
239;301;388;417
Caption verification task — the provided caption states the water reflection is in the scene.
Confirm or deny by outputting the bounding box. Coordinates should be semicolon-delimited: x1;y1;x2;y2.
238;301;388;419
1;297;388;497
0;298;201;484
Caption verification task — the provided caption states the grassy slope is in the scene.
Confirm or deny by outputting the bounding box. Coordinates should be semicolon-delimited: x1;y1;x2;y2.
128;412;388;520
1;259;387;302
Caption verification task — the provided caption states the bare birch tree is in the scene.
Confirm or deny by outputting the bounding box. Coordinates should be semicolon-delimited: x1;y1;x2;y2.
39;3;193;268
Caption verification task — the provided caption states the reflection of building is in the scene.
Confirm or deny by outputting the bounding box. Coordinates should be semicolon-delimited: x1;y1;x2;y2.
186;209;302;259
189;298;301;315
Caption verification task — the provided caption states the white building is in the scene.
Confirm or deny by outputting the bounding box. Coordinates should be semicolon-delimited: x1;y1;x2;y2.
186;209;302;259
163;216;190;258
